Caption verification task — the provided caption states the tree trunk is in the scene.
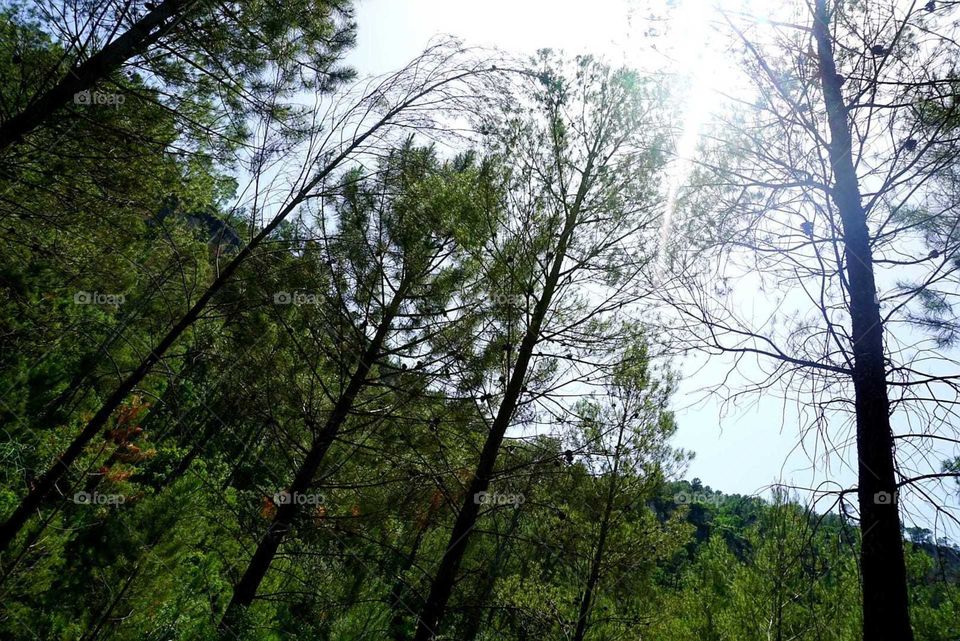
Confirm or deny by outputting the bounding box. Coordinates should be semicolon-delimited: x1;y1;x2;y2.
80;560;142;641
812;2;913;639
0;0;199;151
388;523;429;641
572;445;620;641
218;281;408;634
460;478;529;641
161;429;207;487
411;152;594;641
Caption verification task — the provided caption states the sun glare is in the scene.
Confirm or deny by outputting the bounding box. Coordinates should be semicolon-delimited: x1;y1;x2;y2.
656;0;728;265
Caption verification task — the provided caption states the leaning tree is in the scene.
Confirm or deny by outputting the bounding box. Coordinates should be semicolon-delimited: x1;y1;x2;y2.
0;42;504;555
410;53;673;641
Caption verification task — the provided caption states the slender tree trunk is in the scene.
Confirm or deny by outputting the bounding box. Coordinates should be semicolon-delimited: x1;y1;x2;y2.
771;506;785;641
571;495;613;641
411;153;594;641
162;429;207;486
80;560;142;641
218;280;408;634
222;419;270;491
0;396;206;586
39;274;197;427
812;2;913;639
0;0;201;151
388;524;428;641
0;231;256;553
461;475;530;641
572;421;623;641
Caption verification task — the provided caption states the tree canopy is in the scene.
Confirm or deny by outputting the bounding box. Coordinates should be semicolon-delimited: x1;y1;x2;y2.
0;1;959;641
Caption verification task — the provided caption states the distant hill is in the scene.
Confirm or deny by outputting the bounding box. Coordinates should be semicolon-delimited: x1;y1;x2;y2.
654;478;960;580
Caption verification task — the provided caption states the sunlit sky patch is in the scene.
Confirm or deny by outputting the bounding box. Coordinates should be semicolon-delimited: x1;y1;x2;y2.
346;0;957;532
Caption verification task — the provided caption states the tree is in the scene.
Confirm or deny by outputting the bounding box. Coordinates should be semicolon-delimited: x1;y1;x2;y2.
812;1;911;635
2;3;959;639
566;338;689;641
0;43;501;554
411;53;670;641
664;1;960;637
219;142;501;634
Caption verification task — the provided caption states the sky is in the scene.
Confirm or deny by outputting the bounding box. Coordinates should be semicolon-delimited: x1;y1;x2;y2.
344;0;958;531
349;0;637;74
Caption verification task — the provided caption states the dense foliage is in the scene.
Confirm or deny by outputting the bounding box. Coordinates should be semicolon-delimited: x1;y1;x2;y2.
1;1;959;640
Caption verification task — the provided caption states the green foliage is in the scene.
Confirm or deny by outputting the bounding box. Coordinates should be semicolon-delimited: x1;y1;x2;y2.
0;6;956;641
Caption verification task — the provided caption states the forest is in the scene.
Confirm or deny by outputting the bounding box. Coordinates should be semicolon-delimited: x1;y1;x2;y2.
0;0;959;639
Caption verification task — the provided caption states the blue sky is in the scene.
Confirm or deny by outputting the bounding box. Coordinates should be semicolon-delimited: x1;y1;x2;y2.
344;0;958;535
